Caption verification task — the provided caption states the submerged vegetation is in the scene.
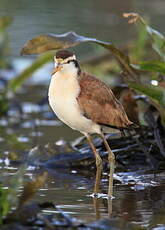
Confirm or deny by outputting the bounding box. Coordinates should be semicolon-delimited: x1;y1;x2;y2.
0;13;165;229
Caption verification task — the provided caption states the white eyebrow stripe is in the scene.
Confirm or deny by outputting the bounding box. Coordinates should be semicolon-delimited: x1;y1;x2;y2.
54;55;76;63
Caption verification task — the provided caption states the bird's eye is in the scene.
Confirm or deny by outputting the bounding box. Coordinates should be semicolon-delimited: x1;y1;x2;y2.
66;60;72;64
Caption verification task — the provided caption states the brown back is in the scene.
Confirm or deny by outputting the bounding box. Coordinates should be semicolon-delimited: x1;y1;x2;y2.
77;72;133;129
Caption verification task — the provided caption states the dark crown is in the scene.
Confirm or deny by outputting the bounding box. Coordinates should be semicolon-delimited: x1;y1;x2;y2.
55;50;74;59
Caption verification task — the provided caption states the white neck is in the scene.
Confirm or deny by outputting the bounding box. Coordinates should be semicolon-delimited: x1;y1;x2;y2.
48;61;101;135
58;62;78;78
49;61;79;103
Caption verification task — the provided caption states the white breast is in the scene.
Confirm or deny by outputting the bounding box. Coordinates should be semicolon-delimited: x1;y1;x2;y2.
48;71;100;134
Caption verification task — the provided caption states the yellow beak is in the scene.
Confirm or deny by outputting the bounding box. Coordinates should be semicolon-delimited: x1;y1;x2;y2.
52;64;62;75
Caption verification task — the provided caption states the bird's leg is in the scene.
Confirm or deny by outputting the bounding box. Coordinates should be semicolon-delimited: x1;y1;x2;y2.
93;196;101;220
85;134;102;195
108;197;113;217
100;133;115;198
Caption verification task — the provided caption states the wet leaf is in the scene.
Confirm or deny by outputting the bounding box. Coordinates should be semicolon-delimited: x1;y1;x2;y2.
18;172;47;207
21;31;139;81
132;61;165;74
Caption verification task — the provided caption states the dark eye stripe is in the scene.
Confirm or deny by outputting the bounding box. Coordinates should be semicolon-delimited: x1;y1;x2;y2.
66;60;72;64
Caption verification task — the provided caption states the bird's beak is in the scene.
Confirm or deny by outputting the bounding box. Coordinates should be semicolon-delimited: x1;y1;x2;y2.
52;64;62;75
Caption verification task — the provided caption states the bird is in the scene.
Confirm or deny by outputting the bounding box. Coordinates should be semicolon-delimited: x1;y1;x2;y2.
48;49;133;198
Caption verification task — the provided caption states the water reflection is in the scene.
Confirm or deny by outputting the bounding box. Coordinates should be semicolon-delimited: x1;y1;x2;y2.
0;0;165;224
0;82;164;226
30;168;165;224
0;143;165;225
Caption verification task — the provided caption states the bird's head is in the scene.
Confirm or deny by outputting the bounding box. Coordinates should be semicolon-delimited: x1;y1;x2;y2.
53;50;81;75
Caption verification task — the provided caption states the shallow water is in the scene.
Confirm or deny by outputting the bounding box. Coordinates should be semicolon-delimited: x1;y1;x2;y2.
0;84;165;228
2;163;165;226
0;0;165;226
36;169;165;224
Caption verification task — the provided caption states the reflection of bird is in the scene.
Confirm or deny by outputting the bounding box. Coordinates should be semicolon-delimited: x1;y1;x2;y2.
48;49;133;197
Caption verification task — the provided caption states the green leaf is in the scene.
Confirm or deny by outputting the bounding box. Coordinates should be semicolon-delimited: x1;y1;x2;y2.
129;82;165;106
0;92;8;116
129;82;165;123
132;23;148;60
21;31;139;81
132;61;165;74
0;185;10;224
0;17;12;68
123;13;165;60
21;31;115;55
146;25;165;60
0;166;27;223
8;51;53;91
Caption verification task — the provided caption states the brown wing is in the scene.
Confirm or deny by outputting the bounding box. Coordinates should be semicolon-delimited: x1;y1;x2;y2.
77;72;133;129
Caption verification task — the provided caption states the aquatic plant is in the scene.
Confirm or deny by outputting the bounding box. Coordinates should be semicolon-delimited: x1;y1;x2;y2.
9;13;165;127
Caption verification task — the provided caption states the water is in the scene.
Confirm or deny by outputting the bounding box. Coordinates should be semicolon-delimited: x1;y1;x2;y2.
0;0;165;57
36;170;165;224
2;161;165;225
0;85;80;154
0;0;165;228
0;83;165;228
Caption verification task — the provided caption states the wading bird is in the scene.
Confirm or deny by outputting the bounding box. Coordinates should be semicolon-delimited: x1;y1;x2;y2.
48;50;133;198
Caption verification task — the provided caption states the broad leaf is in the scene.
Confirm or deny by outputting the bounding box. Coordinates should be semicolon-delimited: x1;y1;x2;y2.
129;82;165;106
132;61;165;74
21;31;139;81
